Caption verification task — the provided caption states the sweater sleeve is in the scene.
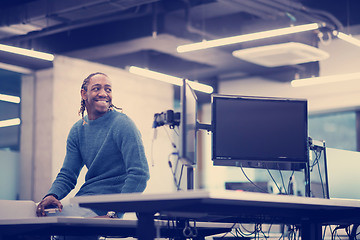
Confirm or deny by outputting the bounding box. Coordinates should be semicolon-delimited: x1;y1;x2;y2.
116;116;150;194
47;125;84;200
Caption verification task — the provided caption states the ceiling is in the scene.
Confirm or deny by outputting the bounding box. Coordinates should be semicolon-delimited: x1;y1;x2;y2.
0;0;359;101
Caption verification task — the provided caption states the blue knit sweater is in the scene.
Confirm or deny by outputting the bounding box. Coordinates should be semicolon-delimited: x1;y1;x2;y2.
47;110;150;202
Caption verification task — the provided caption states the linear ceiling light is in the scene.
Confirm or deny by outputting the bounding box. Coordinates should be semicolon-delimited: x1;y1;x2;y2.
0;118;21;128
0;93;20;103
334;31;360;48
128;66;213;94
0;43;54;61
291;72;360;87
0;62;32;74
177;23;321;53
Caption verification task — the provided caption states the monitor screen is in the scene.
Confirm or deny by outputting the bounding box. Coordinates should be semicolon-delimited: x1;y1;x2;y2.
179;80;198;166
212;95;308;169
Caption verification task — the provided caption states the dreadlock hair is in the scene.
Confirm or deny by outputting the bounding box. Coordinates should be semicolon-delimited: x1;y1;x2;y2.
79;72;122;125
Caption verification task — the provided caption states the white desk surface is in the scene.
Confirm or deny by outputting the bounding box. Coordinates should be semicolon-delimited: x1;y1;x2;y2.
71;189;360;209
0;217;137;226
70;190;360;226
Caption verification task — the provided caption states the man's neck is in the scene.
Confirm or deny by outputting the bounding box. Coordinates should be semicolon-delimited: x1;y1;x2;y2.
87;110;108;120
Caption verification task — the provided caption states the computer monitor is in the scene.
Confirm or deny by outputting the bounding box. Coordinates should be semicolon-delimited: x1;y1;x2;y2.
179;79;198;166
212;95;309;170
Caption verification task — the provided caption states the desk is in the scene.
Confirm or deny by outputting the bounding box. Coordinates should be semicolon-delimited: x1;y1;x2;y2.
0;216;232;240
0;217;137;239
72;190;360;240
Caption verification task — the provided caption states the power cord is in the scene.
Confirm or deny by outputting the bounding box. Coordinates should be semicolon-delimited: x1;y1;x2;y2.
278;169;287;195
239;164;268;193
267;169;283;194
168;153;182;191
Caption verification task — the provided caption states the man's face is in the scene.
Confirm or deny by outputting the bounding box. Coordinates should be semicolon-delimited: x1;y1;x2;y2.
81;74;112;120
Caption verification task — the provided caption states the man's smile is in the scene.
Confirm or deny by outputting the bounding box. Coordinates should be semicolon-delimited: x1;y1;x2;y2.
94;98;109;103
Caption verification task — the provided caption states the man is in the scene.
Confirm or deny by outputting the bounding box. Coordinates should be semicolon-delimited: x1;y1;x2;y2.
36;72;150;218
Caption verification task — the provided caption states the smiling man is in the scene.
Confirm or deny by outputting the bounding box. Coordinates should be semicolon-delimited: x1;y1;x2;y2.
36;72;150;222
80;73;113;121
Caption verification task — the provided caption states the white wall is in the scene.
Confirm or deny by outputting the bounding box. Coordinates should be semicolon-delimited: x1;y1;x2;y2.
20;70;55;201
20;74;35;200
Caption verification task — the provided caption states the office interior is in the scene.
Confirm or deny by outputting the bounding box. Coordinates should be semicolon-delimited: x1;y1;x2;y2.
1;0;360;238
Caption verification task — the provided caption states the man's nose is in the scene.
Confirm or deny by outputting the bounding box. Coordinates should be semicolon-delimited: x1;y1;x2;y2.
98;88;107;96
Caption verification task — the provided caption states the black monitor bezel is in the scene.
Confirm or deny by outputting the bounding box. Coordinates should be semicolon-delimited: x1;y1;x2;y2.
211;94;309;170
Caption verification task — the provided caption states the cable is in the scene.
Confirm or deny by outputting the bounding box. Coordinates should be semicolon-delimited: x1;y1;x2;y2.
217;223;237;239
178;164;185;189
316;153;326;198
267;169;283;194
266;223;274;238
287;171;295;194
278;169;287;195
168;156;182;191
323;225;329;240
239;165;269;193
310;148;327;198
162;127;177;149
257;223;270;239
332;225;348;240
173;127;179;136
349;224;360;240
236;224;256;237
155;125;186;190
277;232;284;240
310;149;322;170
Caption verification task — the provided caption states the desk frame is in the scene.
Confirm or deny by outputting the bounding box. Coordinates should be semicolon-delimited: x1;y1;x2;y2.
0;216;232;240
72;190;360;240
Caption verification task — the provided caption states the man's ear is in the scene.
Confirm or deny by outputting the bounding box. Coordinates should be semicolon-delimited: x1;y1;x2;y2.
81;89;87;100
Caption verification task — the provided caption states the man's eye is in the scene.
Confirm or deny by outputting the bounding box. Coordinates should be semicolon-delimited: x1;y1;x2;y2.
106;88;112;93
92;87;99;91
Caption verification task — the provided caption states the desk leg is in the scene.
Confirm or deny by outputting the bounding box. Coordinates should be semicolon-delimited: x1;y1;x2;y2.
301;221;322;240
137;212;156;240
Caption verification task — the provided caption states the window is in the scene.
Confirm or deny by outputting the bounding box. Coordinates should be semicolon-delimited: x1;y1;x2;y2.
308;111;356;151
0;69;21;151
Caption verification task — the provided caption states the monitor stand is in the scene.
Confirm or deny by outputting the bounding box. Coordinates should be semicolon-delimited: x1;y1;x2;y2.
187;167;194;190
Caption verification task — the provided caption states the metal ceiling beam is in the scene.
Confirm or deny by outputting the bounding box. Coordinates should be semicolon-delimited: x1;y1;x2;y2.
0;4;154;43
0;0;159;26
0;0;161;43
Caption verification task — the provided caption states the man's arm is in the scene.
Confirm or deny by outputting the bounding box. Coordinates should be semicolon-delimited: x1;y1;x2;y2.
117;117;150;193
46;125;84;200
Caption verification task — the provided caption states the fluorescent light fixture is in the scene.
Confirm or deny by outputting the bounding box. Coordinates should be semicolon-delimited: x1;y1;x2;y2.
0;43;54;61
335;31;360;48
0;62;32;74
128;66;214;94
291;72;360;87
0;118;21;128
0;93;20;103
177;23;321;53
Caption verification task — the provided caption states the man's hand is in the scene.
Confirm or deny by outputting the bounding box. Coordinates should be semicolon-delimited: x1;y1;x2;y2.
36;195;63;217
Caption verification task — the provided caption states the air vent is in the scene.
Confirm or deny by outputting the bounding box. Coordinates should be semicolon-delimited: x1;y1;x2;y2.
232;42;329;67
